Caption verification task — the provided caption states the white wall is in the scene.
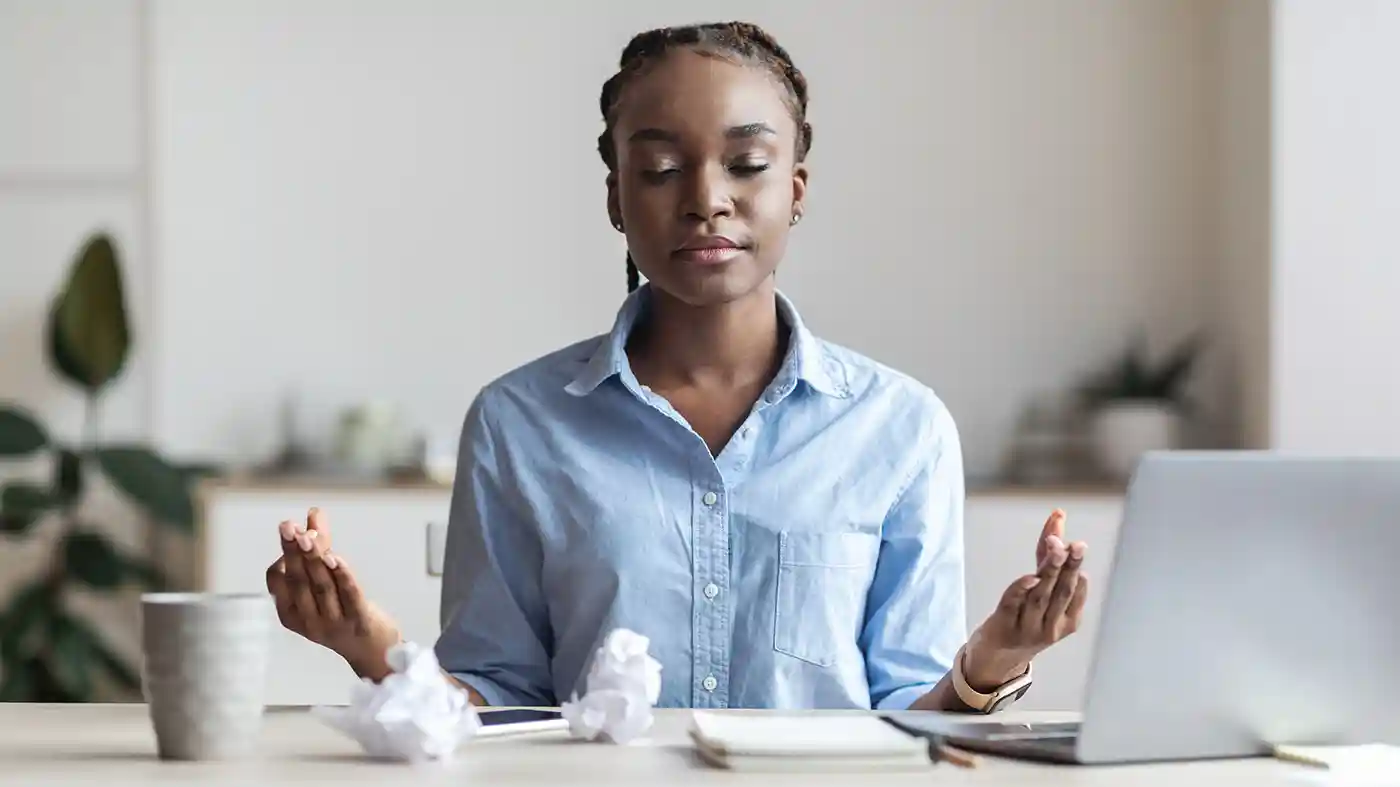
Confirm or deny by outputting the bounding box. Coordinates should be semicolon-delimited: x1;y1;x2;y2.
148;0;1221;479
1271;0;1400;453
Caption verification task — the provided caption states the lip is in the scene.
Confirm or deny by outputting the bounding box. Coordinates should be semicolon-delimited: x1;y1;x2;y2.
674;235;746;265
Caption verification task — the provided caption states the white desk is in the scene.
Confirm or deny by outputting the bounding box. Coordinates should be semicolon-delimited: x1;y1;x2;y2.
0;704;1311;785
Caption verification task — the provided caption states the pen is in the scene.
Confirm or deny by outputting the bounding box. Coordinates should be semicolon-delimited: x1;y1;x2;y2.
927;737;979;769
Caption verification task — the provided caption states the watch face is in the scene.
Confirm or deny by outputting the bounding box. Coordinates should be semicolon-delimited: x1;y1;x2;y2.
988;683;1032;714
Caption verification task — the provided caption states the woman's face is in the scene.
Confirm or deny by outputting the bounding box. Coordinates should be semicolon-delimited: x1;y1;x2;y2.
608;49;808;307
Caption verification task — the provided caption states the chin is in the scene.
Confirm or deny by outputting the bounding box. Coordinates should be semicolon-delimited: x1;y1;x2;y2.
651;269;773;308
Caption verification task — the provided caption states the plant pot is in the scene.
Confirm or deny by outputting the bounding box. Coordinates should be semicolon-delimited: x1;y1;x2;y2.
1090;400;1183;479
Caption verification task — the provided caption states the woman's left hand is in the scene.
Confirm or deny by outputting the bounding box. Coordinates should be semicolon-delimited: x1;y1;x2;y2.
961;509;1089;689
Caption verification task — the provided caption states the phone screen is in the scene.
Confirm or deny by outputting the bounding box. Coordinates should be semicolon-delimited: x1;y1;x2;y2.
478;708;565;726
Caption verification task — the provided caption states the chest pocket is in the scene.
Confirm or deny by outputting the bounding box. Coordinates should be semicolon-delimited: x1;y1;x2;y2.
773;530;881;667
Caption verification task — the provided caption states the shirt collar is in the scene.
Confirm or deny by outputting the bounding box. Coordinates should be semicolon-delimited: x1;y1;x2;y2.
565;284;848;399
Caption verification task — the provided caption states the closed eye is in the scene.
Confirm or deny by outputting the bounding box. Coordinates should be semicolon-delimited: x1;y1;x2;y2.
641;167;679;184
731;162;770;176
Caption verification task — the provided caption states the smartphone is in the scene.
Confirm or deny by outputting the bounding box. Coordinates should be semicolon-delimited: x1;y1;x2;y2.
475;708;569;738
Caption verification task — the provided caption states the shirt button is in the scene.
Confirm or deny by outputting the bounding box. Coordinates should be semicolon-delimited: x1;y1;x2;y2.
703;583;719;599
702;491;719;506
702;676;718;692
740;426;751;438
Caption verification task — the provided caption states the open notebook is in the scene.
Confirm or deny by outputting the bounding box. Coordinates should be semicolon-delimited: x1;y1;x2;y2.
688;712;933;772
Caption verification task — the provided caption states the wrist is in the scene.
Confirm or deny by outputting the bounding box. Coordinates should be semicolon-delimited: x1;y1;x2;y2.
343;628;401;682
962;638;1034;692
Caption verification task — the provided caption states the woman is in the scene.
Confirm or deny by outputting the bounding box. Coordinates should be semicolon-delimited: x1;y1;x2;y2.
265;21;1089;712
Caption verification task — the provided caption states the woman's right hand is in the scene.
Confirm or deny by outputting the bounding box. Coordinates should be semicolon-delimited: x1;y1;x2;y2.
264;508;402;682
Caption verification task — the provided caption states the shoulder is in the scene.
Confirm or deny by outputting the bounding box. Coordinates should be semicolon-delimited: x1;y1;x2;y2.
814;337;961;454
459;334;607;437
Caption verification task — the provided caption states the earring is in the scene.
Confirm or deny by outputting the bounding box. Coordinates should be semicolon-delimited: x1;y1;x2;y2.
790;211;803;226
612;219;624;232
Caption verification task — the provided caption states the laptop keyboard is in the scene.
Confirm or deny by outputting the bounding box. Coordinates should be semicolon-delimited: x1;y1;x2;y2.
961;721;1081;741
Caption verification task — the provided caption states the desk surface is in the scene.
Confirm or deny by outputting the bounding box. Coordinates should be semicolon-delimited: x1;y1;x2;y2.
0;704;1309;785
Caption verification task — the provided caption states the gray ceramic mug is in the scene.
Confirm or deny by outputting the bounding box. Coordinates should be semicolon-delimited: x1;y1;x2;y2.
140;593;274;760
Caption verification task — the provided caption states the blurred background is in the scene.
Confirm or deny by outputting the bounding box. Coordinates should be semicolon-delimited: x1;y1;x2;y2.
1;0;1395;707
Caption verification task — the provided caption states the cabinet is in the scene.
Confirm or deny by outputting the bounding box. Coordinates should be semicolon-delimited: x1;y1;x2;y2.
195;480;1122;710
197;482;450;707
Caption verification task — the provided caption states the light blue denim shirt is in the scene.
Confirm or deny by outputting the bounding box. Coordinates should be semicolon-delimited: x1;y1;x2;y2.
435;285;967;710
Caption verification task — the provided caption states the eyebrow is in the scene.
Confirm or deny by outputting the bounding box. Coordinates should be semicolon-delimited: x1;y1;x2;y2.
628;122;778;144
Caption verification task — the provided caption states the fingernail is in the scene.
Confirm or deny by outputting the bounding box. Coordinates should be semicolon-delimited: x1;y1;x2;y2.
1071;543;1087;559
297;534;313;551
279;521;295;541
1023;577;1042;589
322;553;338;570
1052;550;1068;567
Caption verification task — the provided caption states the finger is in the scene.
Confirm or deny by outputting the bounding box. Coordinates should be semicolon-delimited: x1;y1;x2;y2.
1043;542;1086;629
306;506;333;551
280;519;321;633
1065;572;1090;631
265;558;298;631
304;542;343;624
331;556;373;638
997;574;1042;617
1021;538;1067;633
1036;509;1066;565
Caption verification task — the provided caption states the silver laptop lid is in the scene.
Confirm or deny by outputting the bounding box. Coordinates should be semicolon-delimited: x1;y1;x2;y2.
1077;452;1400;764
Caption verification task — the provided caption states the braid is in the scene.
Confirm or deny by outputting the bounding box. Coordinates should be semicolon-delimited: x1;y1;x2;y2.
598;22;813;293
626;252;640;293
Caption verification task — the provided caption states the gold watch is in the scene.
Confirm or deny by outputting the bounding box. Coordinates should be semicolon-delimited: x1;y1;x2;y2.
952;646;1033;713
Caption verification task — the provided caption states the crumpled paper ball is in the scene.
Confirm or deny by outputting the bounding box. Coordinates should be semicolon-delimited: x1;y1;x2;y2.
561;628;662;744
313;641;481;762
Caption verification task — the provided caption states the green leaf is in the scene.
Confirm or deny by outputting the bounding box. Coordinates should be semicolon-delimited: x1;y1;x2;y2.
63;531;126;589
49;233;131;392
0;581;55;659
69;616;141;691
0;482;56;534
122;556;168;591
95;446;194;531
46;301;90;390
54;449;84;504
0;406;48;456
49;614;96;701
0;656;38;701
0;655;79;702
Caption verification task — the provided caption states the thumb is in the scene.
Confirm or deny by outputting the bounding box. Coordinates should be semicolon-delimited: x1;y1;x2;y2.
997;574;1041;617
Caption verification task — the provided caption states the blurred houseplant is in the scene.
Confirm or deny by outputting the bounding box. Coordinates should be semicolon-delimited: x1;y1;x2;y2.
1079;332;1203;479
0;233;197;702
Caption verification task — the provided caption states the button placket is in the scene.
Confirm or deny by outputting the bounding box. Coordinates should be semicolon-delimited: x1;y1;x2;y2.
692;464;730;708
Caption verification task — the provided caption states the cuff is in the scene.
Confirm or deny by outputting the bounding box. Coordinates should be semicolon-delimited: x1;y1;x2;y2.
875;683;938;711
446;671;514;707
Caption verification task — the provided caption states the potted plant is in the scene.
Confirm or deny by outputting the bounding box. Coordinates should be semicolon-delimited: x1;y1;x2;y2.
1078;332;1203;480
0;233;201;701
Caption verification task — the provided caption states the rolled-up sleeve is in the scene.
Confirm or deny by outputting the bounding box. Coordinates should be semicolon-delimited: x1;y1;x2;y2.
434;390;554;707
860;404;968;711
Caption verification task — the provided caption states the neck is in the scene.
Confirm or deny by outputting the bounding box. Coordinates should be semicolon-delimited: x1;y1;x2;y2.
628;283;787;389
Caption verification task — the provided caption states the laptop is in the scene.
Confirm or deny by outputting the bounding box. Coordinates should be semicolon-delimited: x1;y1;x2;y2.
886;452;1400;765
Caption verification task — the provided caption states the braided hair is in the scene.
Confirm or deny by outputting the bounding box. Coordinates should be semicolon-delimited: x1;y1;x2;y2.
596;22;814;293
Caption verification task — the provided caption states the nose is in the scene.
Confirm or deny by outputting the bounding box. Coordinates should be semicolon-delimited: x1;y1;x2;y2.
680;163;735;222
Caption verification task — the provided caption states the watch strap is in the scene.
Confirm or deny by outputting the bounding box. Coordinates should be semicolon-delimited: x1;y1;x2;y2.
952;646;1033;713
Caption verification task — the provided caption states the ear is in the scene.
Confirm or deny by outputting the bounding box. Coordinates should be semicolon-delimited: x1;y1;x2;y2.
790;163;810;219
606;172;623;232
